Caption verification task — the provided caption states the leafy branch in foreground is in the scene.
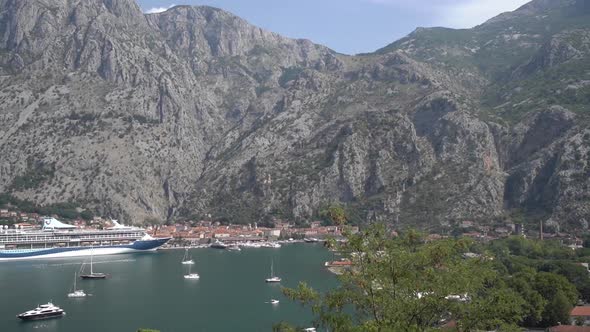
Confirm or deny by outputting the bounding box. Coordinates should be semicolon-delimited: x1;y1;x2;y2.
280;225;525;332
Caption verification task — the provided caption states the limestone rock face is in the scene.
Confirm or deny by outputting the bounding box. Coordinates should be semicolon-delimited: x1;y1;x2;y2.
0;0;589;230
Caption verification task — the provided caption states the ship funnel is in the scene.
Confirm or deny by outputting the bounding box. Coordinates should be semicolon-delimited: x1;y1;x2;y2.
42;217;76;230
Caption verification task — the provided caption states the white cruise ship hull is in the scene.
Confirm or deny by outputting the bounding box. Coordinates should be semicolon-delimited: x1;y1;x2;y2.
0;238;170;261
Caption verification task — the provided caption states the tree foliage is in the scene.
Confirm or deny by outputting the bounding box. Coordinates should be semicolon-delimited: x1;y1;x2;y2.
489;236;588;308
505;269;578;327
282;225;525;331
319;203;348;226
0;194;90;221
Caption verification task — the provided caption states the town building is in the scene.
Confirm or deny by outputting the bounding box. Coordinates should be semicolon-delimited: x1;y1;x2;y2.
571;306;590;326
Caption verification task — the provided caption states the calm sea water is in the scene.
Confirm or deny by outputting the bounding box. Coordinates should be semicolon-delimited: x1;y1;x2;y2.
0;243;337;332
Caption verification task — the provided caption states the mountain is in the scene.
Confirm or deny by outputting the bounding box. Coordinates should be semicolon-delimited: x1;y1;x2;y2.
0;0;588;230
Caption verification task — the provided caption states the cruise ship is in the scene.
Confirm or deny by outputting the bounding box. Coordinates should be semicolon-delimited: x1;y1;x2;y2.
0;217;170;261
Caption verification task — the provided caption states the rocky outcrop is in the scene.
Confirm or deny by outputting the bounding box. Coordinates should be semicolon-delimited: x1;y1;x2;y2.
515;30;590;77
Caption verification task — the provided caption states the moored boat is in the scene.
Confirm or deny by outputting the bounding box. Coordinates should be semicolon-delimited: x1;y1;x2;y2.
67;272;86;298
209;240;227;249
80;248;107;279
227;245;241;252
181;248;195;265
184;262;200;280
80;272;107;279
17;303;65;321
265;259;281;283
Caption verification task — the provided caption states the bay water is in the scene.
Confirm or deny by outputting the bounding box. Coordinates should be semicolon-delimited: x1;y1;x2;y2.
0;243;337;332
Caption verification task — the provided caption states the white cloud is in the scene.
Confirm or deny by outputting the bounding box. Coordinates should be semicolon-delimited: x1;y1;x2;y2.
145;4;176;14
364;0;531;28
436;0;531;28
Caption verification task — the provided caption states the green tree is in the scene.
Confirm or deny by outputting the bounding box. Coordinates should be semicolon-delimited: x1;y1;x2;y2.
543;291;573;327
272;322;299;332
282;225;525;331
144;217;163;227
320;203;348;226
505;270;547;326
80;210;94;221
534;272;578;327
539;261;590;302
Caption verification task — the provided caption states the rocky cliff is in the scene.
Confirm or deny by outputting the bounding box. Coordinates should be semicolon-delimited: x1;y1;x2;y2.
0;0;589;230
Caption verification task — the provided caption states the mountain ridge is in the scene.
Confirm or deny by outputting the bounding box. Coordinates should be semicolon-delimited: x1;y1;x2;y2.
0;0;588;231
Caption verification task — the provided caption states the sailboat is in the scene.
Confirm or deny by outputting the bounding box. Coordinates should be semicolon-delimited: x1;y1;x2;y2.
184;263;200;280
265;259;281;283
80;248;107;279
181;248;195;265
67;272;86;298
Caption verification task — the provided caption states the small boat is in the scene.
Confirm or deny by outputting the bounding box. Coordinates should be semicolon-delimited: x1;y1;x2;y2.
304;238;319;243
265;259;281;283
181;248;195;265
303;328;316;332
80;248;107;279
17;303;65;321
210;240;227;249
227;245;241;252
184;262;200;280
270;299;279;304
67;272;86;298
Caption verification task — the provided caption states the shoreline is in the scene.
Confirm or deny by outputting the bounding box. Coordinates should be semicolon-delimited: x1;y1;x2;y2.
158;239;314;251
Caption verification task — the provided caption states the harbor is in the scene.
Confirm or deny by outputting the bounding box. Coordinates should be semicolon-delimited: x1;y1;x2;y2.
0;242;336;332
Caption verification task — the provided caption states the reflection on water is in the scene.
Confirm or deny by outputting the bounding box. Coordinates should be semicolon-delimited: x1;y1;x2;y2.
32;258;137;269
28;319;61;329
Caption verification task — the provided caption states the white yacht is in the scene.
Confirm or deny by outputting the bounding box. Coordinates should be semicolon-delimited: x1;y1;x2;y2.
265;259;281;283
210;240;227;249
17;303;65;320
67;272;86;298
227;245;241;252
262;242;281;248
67;289;86;298
270;299;279;304
181;248;195;265
184;263;200;280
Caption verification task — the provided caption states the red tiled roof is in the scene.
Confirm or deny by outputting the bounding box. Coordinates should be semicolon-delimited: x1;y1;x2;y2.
327;260;352;266
572;306;590;317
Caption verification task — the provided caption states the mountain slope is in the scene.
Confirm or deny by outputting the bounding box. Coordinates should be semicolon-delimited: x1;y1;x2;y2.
0;0;588;230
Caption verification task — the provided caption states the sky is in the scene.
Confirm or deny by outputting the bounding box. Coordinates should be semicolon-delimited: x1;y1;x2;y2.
137;0;531;55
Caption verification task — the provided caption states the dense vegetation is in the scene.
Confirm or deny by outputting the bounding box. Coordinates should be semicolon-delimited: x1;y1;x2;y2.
277;226;590;331
0;194;93;223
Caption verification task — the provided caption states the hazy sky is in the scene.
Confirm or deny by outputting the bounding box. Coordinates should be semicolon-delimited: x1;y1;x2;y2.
137;0;530;54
